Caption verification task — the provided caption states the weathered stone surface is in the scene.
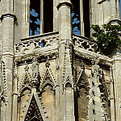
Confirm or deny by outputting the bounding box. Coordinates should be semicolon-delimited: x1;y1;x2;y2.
0;0;120;121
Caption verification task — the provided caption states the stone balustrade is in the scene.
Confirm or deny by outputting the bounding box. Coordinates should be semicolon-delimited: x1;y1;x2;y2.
15;32;98;54
72;34;98;52
15;32;59;53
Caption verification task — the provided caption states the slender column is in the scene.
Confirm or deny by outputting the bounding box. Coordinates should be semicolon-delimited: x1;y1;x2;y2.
53;0;59;31
0;0;15;121
12;63;18;121
87;60;106;121
80;0;84;36
57;1;75;121
55;85;60;121
110;80;116;121
58;0;72;40
22;0;30;37
112;55;121;121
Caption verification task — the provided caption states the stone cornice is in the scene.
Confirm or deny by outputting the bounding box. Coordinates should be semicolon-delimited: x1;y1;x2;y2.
15;47;58;63
74;47;112;66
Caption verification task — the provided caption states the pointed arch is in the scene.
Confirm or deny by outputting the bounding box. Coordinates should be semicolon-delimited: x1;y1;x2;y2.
24;96;43;121
40;68;56;91
18;71;32;94
21;91;48;121
65;82;72;88
19;86;31;95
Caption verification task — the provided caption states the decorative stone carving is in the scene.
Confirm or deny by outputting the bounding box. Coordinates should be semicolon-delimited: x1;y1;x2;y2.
15;32;59;54
40;61;56;91
72;35;98;52
87;59;111;121
91;59;100;78
0;60;8;105
31;57;40;88
24;96;43;121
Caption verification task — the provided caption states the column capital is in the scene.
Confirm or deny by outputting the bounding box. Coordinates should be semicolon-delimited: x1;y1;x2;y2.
57;1;72;10
0;13;17;21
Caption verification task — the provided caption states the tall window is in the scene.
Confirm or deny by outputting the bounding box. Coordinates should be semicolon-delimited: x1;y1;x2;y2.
71;0;90;38
30;0;53;36
83;0;90;38
72;0;81;35
30;0;40;36
44;0;53;33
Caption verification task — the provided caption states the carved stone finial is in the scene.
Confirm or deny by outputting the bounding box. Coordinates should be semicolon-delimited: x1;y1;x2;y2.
91;59;100;77
31;58;40;87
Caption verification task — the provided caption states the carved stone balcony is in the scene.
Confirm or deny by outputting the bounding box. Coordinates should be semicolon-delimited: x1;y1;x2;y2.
15;32;59;54
72;34;98;52
15;32;98;57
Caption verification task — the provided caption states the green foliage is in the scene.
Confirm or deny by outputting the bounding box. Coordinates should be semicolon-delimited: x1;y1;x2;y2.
91;24;121;55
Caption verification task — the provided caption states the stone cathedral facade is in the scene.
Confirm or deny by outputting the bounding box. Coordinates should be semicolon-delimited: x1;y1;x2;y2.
0;0;121;121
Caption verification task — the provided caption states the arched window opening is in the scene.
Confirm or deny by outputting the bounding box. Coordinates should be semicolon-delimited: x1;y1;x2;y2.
72;0;81;35
30;0;40;36
44;0;53;33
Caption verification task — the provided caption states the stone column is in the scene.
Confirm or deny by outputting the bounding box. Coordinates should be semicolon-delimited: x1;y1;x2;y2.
40;0;44;34
0;0;15;121
112;55;121;121
57;0;72;40
22;0;30;37
53;0;59;31
87;60;106;121
57;0;75;121
80;0;84;36
12;62;18;121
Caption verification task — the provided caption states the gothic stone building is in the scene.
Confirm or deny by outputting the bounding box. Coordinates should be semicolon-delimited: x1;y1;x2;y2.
0;0;121;121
